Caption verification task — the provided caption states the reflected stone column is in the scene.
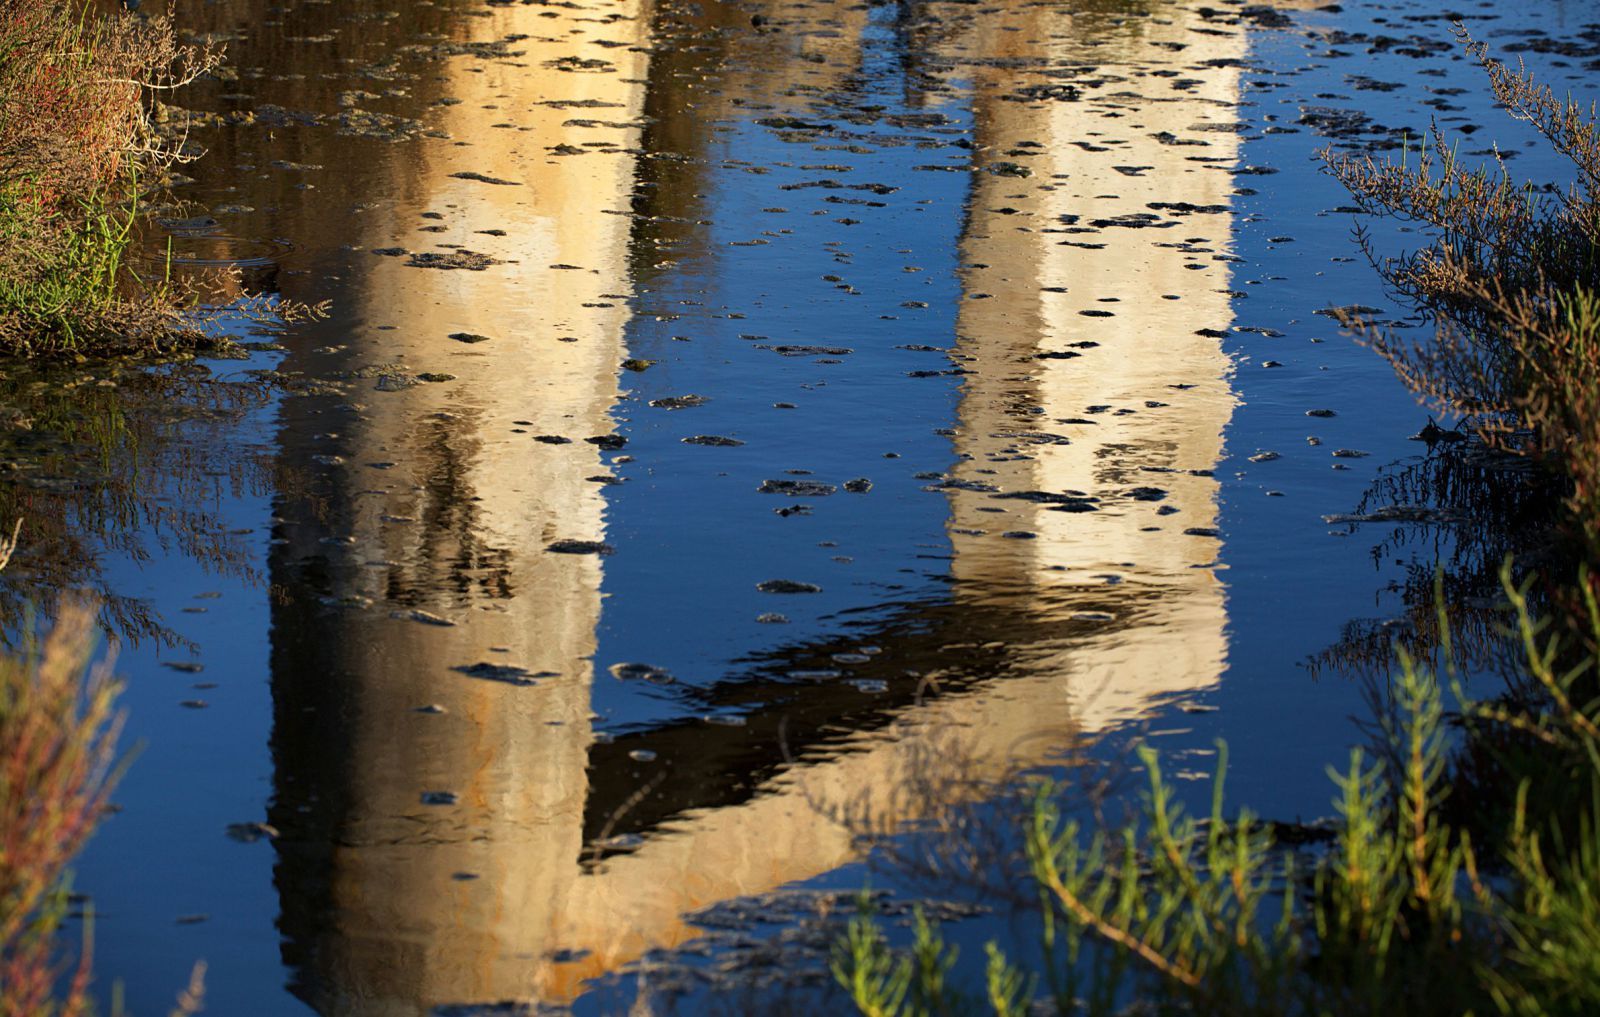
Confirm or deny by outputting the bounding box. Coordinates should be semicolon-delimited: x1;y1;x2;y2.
267;0;650;1011
939;0;1245;727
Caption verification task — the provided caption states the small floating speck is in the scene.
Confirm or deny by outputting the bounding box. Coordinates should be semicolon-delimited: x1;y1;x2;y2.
225;822;280;843
757;579;821;594
452;662;548;686
596;833;644;851
390;608;456;627
791;669;842;681
609;662;673;684
546;539;614;555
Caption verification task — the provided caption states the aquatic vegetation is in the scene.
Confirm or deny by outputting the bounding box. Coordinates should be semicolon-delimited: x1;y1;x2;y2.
1322;19;1600;866
0;1;221;355
0;580;206;1016
1325;26;1600;570
9;0;1596;1008
834;572;1600;1015
0;603;122;1017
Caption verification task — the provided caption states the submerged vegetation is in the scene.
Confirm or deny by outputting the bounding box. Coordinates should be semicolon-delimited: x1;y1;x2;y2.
0;1;221;356
833;29;1600;1017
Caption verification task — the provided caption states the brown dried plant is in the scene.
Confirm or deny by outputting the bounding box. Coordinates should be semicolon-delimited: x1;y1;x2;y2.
0;2;232;355
0;600;124;1017
0;587;204;1014
1326;25;1600;570
0;1;220;199
0;504;209;1011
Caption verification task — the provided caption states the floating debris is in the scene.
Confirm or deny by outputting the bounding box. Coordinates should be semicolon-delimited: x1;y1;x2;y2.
390;608;456;627
757;579;822;594
452;662;550;686
608;662;674;684
448;171;521;186
547;539;614;555
225;822;280;843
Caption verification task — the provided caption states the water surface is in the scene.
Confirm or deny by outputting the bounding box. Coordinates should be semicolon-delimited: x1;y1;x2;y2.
8;0;1598;1011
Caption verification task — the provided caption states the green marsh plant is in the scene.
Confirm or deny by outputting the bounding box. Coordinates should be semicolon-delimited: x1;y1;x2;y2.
833;569;1600;1016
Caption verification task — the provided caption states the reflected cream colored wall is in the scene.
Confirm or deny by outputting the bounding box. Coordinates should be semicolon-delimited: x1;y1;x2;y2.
278;0;648;1012
712;0;874;108
941;1;1243;719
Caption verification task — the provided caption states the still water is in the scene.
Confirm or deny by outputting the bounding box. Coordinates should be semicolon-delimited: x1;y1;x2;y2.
5;0;1597;1011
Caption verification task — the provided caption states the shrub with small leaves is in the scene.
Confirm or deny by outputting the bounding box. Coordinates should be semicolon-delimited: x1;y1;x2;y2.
836;568;1600;1016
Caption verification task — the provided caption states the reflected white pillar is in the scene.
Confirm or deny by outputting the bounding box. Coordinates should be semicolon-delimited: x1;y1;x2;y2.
269;0;649;1010
943;0;1244;727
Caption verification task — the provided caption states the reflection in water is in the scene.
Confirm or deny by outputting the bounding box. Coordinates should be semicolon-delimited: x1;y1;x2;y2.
0;363;271;647
940;0;1239;727
89;0;1251;1010
264;0;645;1010
35;0;1574;1010
251;0;1249;1012
1310;443;1553;681
568;1;1247;998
